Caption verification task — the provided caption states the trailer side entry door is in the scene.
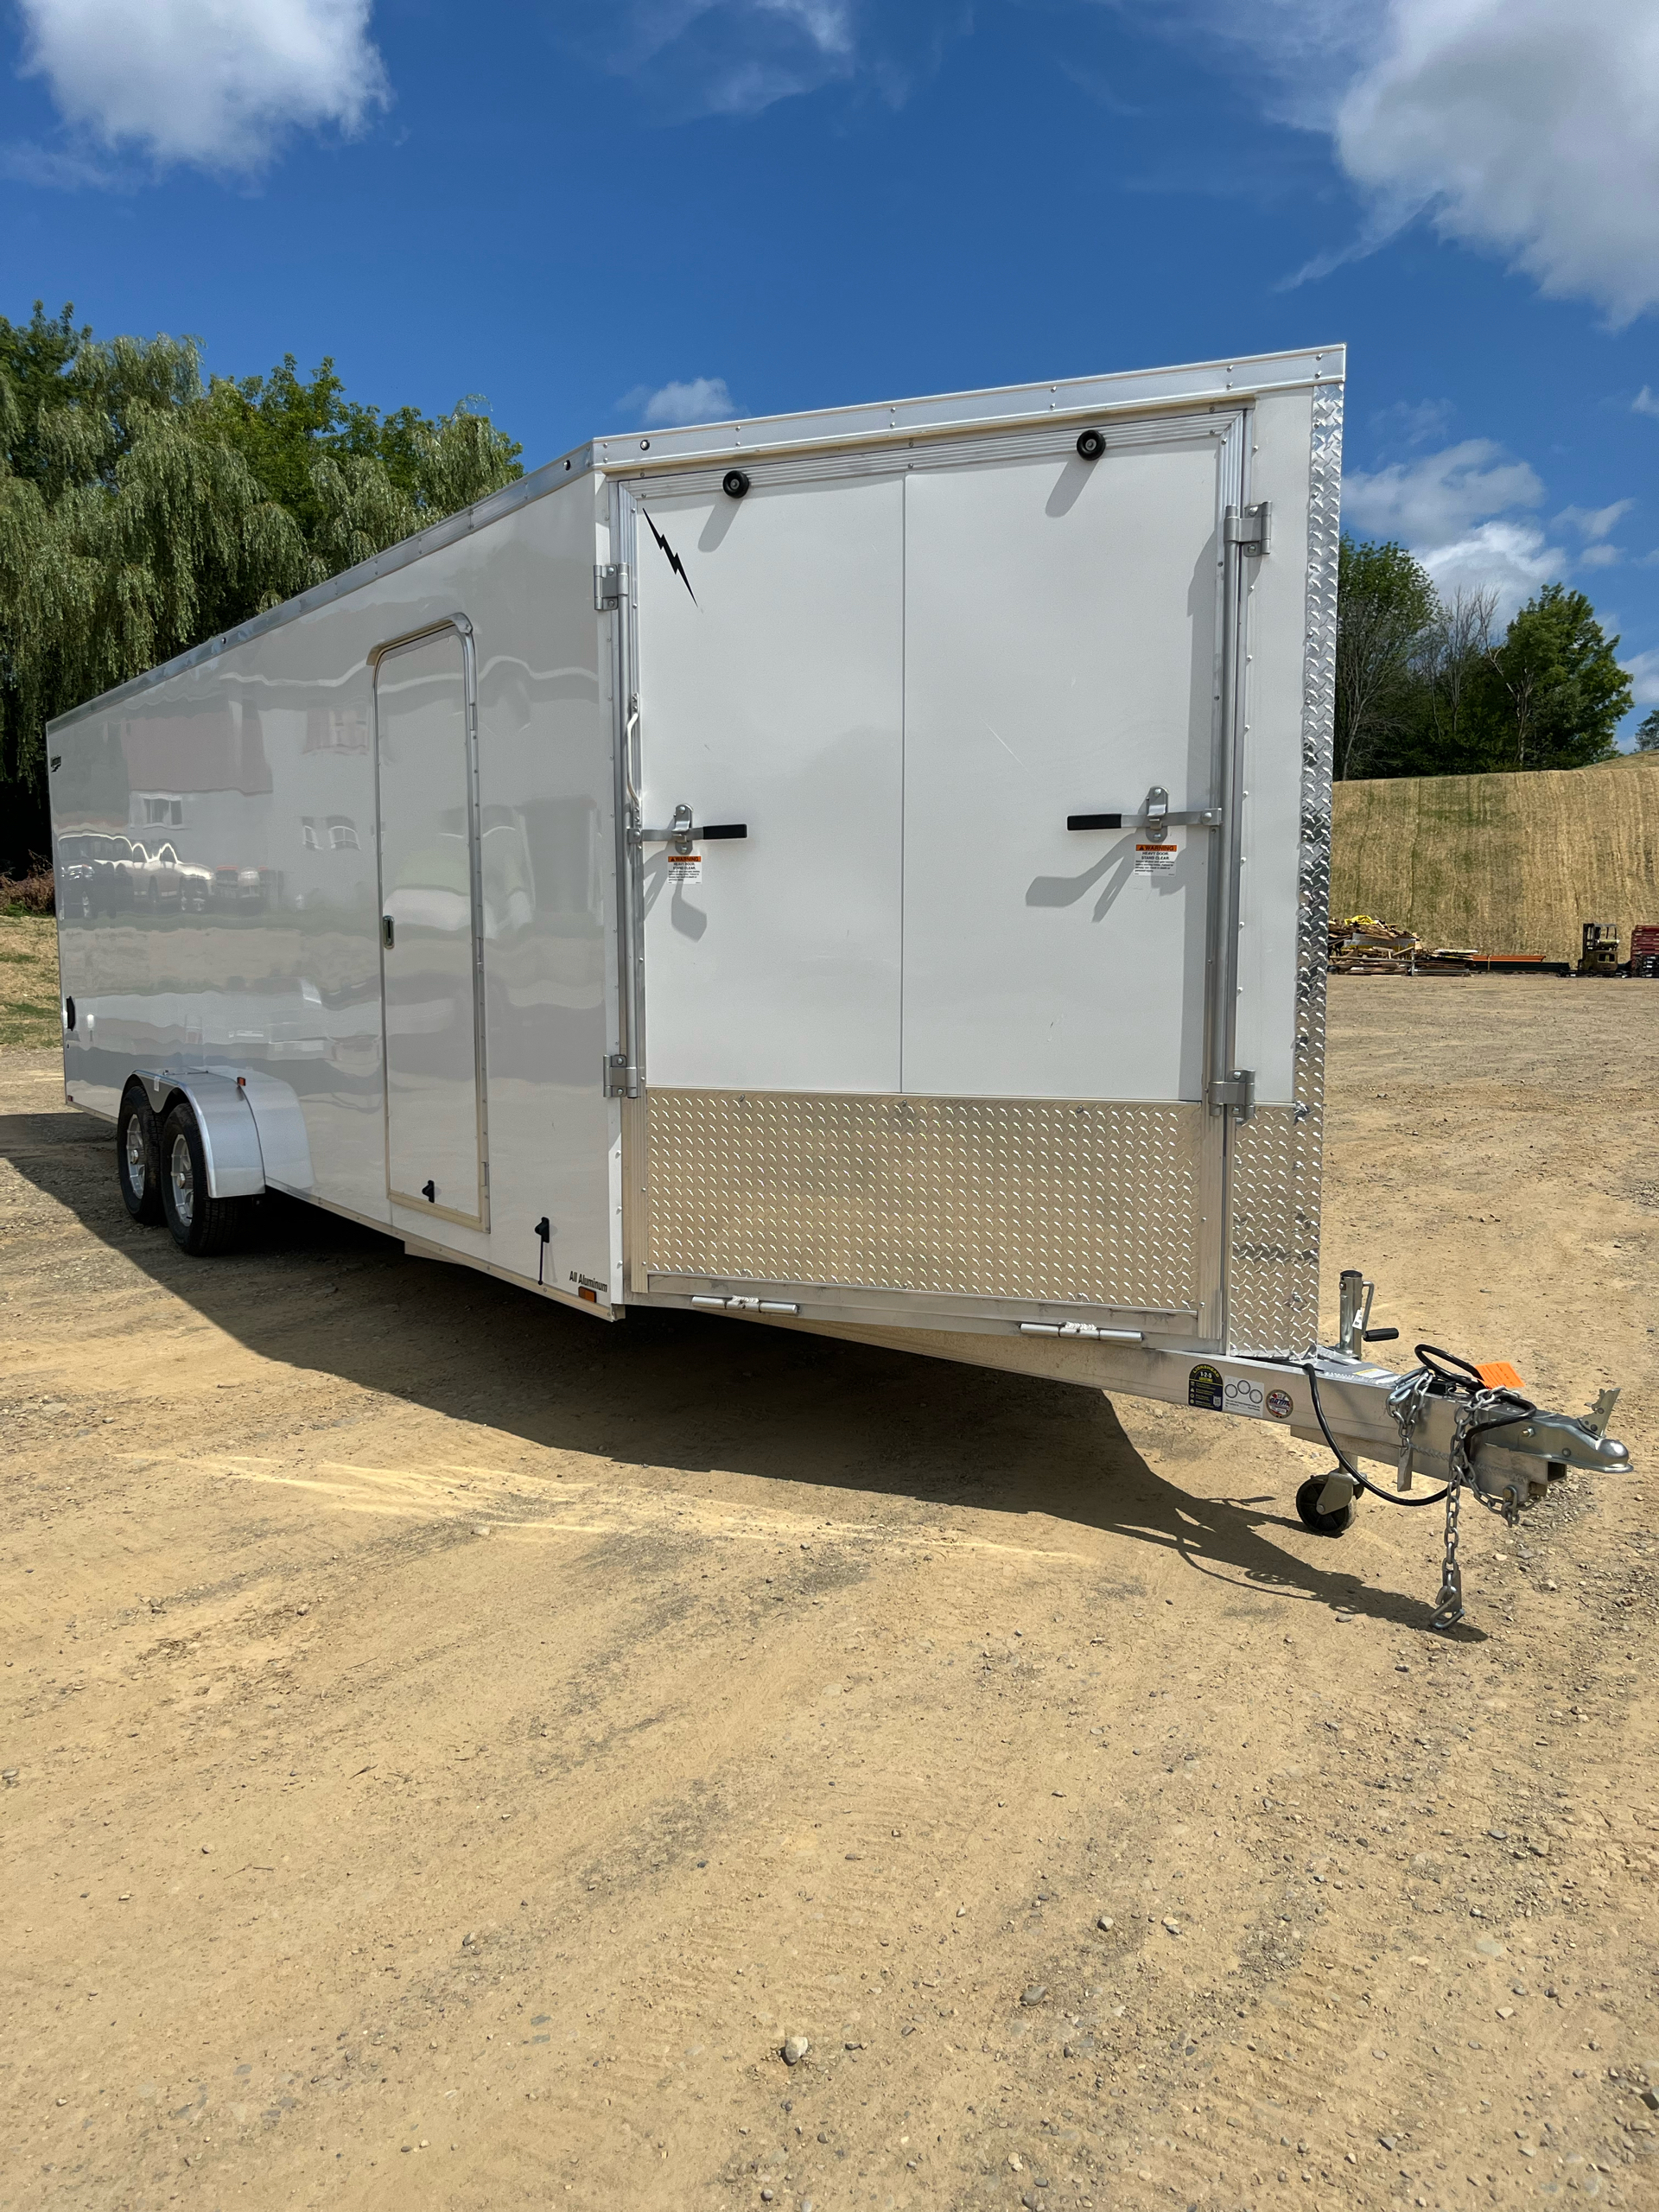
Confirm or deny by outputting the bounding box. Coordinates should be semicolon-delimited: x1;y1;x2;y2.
374;626;488;1228
628;412;1244;1338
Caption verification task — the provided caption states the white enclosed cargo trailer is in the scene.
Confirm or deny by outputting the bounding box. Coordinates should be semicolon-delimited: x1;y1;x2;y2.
47;347;1629;1622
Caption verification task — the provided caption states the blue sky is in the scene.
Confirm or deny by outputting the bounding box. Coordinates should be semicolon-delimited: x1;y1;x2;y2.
3;0;1658;729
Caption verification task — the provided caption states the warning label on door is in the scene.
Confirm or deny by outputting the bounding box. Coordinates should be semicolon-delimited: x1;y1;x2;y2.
1135;842;1177;875
668;853;702;887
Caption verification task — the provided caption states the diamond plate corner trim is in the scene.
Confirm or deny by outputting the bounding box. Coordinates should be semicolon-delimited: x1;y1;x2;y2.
645;1092;1205;1313
1226;379;1341;1355
1224;1104;1322;1355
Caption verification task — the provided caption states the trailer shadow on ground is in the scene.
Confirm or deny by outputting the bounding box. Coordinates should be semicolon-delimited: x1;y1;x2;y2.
4;1101;1473;1640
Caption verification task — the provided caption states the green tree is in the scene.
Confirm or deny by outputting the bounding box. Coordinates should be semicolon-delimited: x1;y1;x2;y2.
1469;583;1631;771
196;354;521;552
1334;537;1636;779
0;301;522;824
1635;708;1659;752
1333;536;1437;779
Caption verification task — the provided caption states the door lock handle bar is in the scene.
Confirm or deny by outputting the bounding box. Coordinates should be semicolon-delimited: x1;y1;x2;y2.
1067;786;1223;834
633;801;748;853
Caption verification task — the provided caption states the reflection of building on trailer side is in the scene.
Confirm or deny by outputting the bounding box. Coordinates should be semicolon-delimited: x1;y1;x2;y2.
56;701;392;919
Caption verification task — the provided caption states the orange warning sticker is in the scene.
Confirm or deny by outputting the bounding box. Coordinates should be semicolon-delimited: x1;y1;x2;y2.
1476;1359;1524;1391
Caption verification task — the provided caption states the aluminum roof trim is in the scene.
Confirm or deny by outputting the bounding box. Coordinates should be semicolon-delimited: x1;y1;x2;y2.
590;345;1345;472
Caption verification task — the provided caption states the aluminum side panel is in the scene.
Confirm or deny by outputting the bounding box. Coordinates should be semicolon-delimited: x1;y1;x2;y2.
475;478;621;1305
49;476;620;1306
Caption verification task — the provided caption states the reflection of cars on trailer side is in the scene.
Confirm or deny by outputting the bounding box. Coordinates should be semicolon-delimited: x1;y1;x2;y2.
59;832;139;917
128;841;216;912
211;863;273;912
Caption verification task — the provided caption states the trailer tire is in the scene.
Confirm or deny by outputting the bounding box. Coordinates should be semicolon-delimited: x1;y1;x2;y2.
117;1083;165;1225
159;1102;246;1256
1294;1473;1353;1536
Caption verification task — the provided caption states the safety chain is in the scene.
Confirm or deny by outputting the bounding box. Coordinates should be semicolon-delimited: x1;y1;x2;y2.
1388;1367;1433;1491
1389;1376;1528;1631
1429;1465;1465;1630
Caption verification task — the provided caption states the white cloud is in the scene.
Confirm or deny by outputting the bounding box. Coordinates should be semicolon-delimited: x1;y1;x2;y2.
1344;435;1639;613
619;377;740;428
1172;0;1659;321
16;0;387;174
1635;388;1659;419
1332;0;1659;322
1624;648;1659;705
1556;499;1636;543
1367;396;1453;449
584;0;963;120
1415;518;1565;623
1344;438;1543;543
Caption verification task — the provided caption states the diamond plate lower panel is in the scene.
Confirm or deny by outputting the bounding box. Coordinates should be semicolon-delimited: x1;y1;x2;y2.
645;1091;1204;1311
1224;1105;1321;1352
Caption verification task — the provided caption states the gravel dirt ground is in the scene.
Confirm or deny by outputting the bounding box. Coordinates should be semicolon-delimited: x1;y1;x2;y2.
3;976;1656;2212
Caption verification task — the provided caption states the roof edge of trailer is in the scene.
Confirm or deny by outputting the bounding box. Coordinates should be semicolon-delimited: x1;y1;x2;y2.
48;345;1343;730
593;342;1345;473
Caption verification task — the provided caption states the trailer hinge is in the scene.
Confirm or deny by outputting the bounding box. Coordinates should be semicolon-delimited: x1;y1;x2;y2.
1211;1069;1256;1119
594;563;631;612
1224;503;1271;556
603;1052;636;1098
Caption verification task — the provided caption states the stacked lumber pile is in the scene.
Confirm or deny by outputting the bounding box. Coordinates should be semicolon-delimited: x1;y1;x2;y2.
1327;913;1419;973
1327;910;1567;976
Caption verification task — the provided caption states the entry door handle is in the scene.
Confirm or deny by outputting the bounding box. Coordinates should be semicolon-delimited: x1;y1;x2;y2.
1066;786;1223;833
381;915;395;949
633;801;748;853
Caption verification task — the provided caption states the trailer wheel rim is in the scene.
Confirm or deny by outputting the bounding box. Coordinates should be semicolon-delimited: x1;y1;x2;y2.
124;1115;147;1198
169;1132;194;1228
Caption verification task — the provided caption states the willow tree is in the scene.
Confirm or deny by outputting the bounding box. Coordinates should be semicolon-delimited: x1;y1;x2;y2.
0;302;522;804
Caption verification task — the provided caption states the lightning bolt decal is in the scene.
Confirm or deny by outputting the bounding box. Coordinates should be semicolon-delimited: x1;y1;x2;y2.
644;510;697;605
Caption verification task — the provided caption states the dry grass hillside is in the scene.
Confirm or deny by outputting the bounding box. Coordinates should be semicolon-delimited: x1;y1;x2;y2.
1332;751;1659;961
0;915;60;1048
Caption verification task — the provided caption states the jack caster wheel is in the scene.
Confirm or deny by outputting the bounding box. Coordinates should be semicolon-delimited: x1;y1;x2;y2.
1295;1472;1353;1536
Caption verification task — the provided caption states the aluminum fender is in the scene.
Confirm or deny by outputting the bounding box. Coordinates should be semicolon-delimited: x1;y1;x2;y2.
137;1071;267;1198
220;1069;315;1192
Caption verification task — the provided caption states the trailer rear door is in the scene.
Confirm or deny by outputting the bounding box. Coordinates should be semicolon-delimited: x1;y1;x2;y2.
901;430;1224;1103
629;474;905;1093
626;415;1244;1332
